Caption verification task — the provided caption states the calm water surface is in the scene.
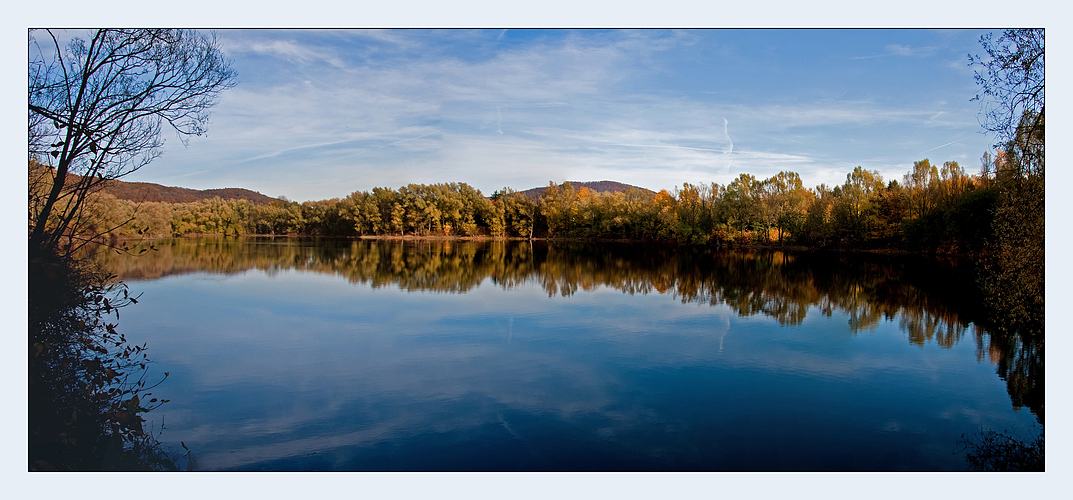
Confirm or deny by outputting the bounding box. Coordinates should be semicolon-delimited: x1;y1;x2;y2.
93;237;1041;471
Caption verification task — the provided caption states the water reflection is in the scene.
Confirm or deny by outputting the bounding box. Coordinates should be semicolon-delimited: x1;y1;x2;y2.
90;237;1043;427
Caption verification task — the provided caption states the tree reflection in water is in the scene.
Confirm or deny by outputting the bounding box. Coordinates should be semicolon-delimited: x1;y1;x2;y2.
90;237;1042;426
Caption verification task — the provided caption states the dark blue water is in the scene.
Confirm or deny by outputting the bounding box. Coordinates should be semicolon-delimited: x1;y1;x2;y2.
97;238;1040;471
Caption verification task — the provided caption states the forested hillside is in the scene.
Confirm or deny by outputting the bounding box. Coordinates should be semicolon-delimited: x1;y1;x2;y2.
516;180;653;200
101;177;278;205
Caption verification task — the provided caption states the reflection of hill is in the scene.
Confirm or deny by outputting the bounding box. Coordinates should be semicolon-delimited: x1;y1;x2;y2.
87;237;1042;423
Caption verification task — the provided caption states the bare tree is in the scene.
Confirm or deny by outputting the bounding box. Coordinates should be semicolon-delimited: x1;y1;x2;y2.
29;29;236;253
969;29;1044;174
969;29;1044;336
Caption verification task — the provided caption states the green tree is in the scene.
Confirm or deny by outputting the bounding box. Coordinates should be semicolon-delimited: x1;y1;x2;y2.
347;191;382;235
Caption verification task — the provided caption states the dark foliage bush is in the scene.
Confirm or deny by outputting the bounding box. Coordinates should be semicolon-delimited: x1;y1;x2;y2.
29;246;184;471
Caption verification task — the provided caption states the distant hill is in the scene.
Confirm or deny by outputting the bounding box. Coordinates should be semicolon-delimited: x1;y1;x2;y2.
97;177;649;205
518;181;653;200
101;178;278;205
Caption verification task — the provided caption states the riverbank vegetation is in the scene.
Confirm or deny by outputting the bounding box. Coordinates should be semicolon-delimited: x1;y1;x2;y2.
59;157;1001;250
57;143;1038;336
28;28;235;470
29;248;181;470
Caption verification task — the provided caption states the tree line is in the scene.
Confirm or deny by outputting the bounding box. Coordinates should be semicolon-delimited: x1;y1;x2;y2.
50;155;1008;255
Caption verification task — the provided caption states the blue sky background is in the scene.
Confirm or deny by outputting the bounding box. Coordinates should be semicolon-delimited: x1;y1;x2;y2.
89;28;1002;201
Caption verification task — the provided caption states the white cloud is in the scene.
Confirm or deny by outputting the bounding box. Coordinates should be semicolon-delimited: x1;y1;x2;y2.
852;43;938;59
128;30;994;201
885;43;936;57
744;102;932;129
224;36;347;69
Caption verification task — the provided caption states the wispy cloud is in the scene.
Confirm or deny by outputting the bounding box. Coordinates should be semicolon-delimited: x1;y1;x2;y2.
129;29;995;201
225;37;347;69
885;43;936;57
744;102;933;129
852;43;938;60
233;137;369;164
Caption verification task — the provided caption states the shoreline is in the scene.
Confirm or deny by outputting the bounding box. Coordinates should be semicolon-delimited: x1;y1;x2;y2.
106;233;936;257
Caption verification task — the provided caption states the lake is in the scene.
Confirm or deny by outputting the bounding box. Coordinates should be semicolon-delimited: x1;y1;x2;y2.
90;237;1042;471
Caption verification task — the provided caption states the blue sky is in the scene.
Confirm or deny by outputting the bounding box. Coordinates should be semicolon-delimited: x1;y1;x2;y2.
103;28;1001;201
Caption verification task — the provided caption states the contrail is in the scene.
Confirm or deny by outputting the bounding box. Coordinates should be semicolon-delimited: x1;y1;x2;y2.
721;117;734;173
916;139;959;156
723;118;734;153
325;131;439;164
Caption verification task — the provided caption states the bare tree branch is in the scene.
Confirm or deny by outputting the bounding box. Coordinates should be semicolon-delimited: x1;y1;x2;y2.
29;29;236;254
969;29;1044;151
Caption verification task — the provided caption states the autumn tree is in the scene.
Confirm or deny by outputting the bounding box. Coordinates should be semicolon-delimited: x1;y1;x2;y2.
801;184;836;246
721;173;760;240
671;183;708;244
29;29;236;253
969;29;1044;169
540;182;577;237
347;190;383;235
499;188;538;239
969;29;1044;333
29;28;234;471
762;171;811;244
873;180;907;241
936;161;971;210
903;159;938;220
833;166;884;242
